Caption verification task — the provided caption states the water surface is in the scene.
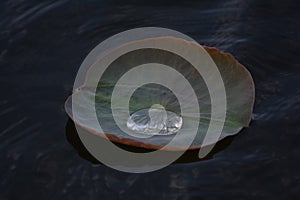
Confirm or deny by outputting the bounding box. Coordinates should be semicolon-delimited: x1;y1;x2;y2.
0;0;299;199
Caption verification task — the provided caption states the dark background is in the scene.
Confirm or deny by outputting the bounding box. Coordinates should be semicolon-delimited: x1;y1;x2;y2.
0;0;299;199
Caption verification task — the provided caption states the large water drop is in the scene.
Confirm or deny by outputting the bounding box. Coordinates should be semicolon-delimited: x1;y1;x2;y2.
126;104;183;136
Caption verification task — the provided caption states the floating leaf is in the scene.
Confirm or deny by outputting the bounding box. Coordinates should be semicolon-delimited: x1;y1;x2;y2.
65;37;254;150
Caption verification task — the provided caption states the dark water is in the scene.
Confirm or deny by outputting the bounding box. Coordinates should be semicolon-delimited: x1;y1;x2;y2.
1;0;300;199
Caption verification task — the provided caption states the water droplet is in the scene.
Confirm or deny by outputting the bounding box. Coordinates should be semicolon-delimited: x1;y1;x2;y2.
126;104;183;136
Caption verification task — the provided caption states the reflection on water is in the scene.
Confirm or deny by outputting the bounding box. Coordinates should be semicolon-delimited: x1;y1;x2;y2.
0;0;299;199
